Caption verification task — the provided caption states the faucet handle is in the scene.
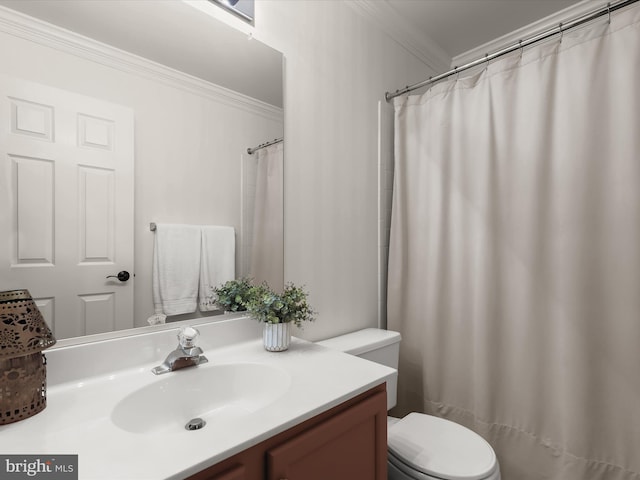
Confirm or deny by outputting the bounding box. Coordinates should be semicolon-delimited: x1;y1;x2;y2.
178;326;200;348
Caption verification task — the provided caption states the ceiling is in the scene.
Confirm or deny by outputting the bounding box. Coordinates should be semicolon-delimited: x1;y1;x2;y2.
354;0;588;70
387;0;585;60
0;0;590;99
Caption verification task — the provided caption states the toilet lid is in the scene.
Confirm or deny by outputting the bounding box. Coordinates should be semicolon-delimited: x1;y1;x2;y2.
388;413;497;480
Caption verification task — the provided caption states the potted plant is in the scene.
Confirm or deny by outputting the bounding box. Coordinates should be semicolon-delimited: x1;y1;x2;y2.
245;282;316;351
211;278;254;312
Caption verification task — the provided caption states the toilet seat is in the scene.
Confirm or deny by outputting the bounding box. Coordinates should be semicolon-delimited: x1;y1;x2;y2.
388;413;499;480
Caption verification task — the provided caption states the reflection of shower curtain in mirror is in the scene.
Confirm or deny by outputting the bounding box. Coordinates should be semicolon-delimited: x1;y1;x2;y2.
251;142;284;289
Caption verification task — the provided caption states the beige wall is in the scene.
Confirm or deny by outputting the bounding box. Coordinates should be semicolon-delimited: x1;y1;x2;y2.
249;1;436;341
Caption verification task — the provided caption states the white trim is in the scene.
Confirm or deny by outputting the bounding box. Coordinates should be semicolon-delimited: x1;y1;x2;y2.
451;0;598;67
376;100;393;330
347;0;451;73
0;5;283;122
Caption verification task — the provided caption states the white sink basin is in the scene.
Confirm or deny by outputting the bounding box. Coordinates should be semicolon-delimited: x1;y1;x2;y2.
111;362;291;434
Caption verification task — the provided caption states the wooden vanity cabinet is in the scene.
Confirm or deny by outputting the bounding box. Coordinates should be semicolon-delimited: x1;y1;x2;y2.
187;383;387;480
205;464;246;480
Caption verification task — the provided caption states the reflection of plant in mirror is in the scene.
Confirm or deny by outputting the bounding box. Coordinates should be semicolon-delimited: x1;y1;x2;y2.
212;278;255;312
245;283;316;327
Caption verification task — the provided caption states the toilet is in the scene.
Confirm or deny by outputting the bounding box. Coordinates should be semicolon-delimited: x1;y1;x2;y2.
317;328;501;480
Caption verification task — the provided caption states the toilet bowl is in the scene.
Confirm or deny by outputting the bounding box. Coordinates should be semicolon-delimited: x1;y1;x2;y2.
317;329;500;480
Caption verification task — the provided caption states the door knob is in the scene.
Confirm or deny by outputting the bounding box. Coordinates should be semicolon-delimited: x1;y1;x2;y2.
106;271;130;282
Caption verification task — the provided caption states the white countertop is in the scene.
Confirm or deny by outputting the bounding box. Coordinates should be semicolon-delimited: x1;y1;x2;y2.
0;318;396;479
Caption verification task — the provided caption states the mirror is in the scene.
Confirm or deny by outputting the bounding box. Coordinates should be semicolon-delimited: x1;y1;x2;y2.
0;0;283;340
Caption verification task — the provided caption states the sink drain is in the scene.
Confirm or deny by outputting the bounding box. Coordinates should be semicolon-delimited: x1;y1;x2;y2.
185;418;206;431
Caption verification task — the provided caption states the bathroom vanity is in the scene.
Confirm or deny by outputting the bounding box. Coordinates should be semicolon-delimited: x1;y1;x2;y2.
190;384;387;480
0;317;395;479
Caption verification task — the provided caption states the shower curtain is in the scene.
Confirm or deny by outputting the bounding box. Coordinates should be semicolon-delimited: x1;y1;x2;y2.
250;142;284;289
387;5;640;480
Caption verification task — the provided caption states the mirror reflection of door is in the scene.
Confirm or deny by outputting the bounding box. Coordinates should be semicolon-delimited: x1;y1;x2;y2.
0;75;135;338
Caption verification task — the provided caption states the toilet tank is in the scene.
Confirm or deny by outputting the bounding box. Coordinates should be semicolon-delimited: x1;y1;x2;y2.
317;328;401;410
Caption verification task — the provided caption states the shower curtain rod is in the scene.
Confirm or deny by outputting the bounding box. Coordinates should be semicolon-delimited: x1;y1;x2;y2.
385;0;639;101
247;137;283;155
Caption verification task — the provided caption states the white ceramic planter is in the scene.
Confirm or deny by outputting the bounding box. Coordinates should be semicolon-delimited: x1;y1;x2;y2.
263;322;291;352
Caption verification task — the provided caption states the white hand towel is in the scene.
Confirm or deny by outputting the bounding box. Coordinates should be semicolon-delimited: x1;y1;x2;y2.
152;224;201;315
199;226;236;311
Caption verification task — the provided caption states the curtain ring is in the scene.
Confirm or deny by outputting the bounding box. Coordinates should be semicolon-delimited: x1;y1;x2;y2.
607;2;612;23
454;66;459;81
558;23;563;43
518;40;524;59
484;53;490;71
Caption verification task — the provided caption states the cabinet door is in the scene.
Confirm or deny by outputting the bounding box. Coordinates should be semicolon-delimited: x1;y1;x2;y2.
200;463;246;480
267;390;387;480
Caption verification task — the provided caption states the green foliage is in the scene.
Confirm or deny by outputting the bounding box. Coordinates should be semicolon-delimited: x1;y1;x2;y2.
245;283;316;327
212;278;254;312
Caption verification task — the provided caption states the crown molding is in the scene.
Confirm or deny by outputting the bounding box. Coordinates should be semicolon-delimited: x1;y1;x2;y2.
347;0;451;74
451;0;598;67
0;5;283;122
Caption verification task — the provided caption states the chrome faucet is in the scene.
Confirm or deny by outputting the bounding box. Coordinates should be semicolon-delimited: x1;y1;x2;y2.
151;326;208;375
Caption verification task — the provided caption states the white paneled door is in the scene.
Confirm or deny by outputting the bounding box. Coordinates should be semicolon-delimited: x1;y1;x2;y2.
0;75;134;339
